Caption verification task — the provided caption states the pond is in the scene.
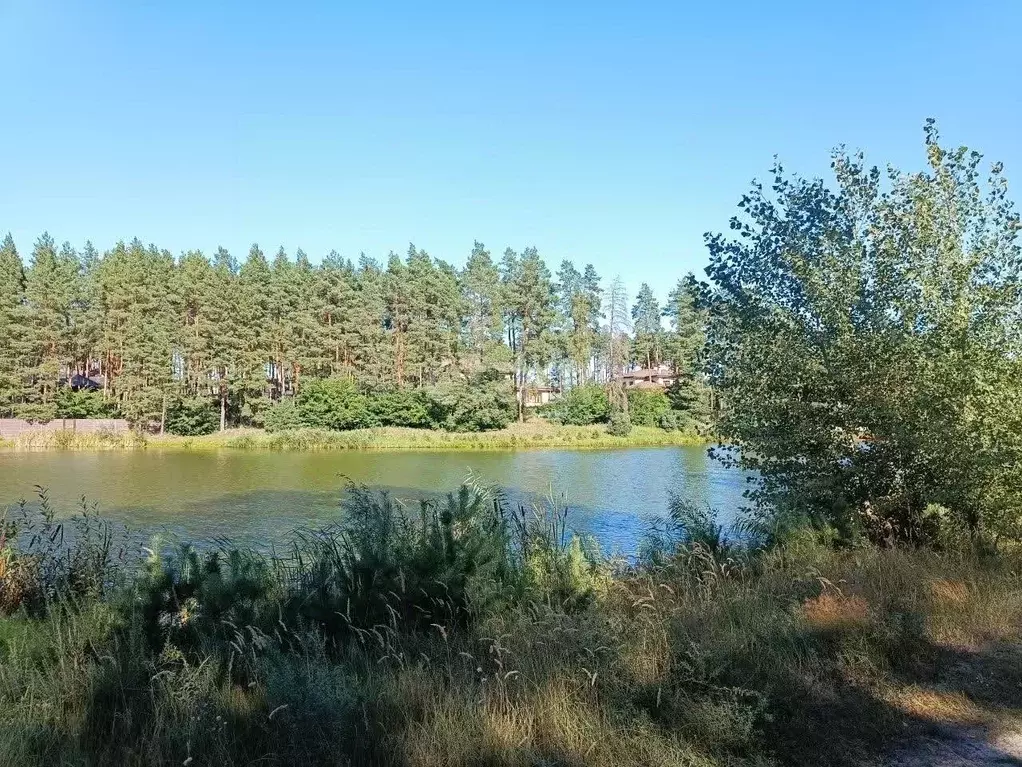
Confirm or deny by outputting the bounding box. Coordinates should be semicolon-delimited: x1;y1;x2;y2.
0;447;750;554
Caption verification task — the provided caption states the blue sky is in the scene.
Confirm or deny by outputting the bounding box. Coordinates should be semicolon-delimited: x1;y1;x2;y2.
2;1;1020;300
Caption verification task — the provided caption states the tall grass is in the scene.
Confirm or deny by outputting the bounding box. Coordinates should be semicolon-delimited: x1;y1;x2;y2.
1;423;705;452
1;488;1020;766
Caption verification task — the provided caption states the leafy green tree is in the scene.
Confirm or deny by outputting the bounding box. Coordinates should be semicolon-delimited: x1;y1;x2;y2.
369;389;432;428
553;384;611;425
54;387;115;419
164;396;219;436
705;122;1022;543
626;388;670;427
423;377;516;432
296;378;374;430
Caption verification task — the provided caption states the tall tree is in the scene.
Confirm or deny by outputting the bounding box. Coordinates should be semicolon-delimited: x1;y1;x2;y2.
0;234;29;414
705;122;1022;540
604;275;630;384
461;241;508;375
238;244;273;411
663;273;707;375
501;247;556;421
24;234;77;403
630;282;662;373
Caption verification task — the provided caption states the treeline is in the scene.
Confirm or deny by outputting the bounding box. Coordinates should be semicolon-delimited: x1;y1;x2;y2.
0;237;706;430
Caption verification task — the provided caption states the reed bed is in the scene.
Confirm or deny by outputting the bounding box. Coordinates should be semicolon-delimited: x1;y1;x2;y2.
0;423;704;452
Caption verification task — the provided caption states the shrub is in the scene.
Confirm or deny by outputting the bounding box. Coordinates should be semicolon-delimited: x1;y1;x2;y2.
607;411;632;436
369;389;432;428
164;397;219;436
296;379;374;431
554;384;610;425
263;398;306;433
13;402;56;424
658;409;684;431
286;485;514;636
54;387;117;419
423;380;516;432
626;388;671;427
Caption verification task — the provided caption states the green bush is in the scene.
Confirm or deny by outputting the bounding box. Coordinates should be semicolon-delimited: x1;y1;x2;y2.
553;384;610;425
296;379;374;431
607;411;632;436
626;388;671;427
369;389;432;428
263;378;515;434
164;397;219;436
54;388;118;419
423;380;516;432
14;402;56;424
658;409;686;431
263;398;306;433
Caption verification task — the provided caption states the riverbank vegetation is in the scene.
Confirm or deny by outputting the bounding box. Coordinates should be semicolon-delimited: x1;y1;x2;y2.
705;121;1022;547
1;487;1020;766
0;421;703;452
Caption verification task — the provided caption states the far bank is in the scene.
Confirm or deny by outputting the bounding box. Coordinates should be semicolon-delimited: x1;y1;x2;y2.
0;422;707;452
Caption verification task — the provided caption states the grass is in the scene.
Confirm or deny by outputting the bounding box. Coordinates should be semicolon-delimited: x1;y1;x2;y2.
0;421;705;452
0;488;1020;766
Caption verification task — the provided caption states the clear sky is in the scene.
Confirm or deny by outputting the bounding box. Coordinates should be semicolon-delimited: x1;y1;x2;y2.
2;1;1020;300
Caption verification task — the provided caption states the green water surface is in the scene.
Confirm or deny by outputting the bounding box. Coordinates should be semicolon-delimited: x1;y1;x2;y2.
0;447;748;553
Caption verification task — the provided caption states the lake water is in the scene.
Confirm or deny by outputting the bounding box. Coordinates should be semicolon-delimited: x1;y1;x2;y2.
0;447;749;554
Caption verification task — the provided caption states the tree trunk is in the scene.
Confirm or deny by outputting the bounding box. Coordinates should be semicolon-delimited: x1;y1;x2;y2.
220;386;227;432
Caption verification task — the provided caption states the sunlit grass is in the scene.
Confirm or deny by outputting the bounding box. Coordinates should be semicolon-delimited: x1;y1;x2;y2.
1;489;1020;766
0;422;705;452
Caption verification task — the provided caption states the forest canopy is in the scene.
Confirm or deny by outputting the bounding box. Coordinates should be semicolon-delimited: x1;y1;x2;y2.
0;238;707;432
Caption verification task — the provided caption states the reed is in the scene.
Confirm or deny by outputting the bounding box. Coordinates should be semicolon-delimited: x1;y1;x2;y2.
1;487;1020;765
0;423;705;452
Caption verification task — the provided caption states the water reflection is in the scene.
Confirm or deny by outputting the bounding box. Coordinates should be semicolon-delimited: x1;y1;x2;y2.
0;447;750;554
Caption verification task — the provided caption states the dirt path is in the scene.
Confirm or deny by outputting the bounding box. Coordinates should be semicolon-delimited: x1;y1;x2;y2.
891;726;1022;766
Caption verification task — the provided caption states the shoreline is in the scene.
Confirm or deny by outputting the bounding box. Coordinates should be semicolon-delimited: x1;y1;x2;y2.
0;423;708;452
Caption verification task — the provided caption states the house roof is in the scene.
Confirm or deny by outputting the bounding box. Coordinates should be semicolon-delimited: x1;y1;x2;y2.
623;368;674;379
629;379;667;390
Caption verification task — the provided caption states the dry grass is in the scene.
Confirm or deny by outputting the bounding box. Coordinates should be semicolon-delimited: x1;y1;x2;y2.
0;534;1020;766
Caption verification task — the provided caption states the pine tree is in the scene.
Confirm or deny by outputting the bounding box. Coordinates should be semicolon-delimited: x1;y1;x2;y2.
461;241;508;375
631;282;663;373
239;244;273;412
317;250;359;379
663;273;707;373
501;247;556;420
24;234;77;403
0;234;29;415
176;249;214;397
604;276;630;411
207;247;245;430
